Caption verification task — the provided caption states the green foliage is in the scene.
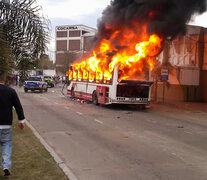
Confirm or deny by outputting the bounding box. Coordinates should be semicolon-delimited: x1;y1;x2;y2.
0;25;15;74
0;0;50;74
38;54;54;69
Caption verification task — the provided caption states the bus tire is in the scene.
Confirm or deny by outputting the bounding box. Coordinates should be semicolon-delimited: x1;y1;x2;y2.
92;91;98;105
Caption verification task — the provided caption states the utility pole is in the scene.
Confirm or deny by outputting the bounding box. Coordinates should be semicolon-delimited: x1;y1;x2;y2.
198;27;204;102
161;41;170;104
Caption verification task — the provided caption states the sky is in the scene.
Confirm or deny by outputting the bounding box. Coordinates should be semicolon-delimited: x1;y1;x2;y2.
37;0;207;61
37;0;111;61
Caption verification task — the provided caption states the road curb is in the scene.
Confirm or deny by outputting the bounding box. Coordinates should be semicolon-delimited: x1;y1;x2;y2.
25;120;78;180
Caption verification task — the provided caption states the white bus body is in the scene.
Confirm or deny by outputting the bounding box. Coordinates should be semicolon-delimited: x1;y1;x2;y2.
67;66;153;105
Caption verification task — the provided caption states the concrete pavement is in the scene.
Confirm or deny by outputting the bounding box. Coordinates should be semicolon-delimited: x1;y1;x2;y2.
16;86;207;180
152;100;207;112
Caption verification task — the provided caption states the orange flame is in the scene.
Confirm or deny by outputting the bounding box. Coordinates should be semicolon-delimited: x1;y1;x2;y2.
67;31;162;83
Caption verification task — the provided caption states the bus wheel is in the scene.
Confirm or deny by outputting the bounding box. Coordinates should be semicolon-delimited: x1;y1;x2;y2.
92;92;98;105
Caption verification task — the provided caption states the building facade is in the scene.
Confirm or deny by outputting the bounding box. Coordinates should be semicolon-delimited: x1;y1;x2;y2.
155;25;207;102
55;24;96;75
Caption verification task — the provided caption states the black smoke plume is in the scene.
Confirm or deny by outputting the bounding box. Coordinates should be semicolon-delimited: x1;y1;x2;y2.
94;0;207;46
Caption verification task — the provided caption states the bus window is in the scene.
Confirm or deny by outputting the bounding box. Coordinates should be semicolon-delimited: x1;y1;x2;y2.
73;70;78;81
78;70;83;81
89;72;95;82
83;70;88;81
95;72;103;83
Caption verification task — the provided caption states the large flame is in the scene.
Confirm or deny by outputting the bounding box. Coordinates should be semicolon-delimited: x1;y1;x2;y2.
67;27;162;83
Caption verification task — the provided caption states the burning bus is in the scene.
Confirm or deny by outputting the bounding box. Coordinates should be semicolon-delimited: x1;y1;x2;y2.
67;64;153;105
67;34;162;105
66;0;206;106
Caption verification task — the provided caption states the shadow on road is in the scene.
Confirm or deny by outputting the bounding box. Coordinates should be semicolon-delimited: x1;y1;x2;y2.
100;104;150;112
67;96;152;112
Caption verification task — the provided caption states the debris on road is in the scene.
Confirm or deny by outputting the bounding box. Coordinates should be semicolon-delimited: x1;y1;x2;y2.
177;126;184;128
71;98;89;104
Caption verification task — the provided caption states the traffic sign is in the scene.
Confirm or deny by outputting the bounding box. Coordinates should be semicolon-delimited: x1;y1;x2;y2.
160;68;169;81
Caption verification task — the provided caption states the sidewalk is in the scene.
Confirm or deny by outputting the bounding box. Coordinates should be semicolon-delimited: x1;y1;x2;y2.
151;100;207;113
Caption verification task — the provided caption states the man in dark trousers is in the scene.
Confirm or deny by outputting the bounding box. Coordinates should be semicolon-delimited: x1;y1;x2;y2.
0;70;25;176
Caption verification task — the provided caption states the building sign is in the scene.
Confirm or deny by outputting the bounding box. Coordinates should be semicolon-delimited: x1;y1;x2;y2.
56;26;78;31
160;68;169;81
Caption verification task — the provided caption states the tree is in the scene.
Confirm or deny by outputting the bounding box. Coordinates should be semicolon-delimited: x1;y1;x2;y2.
38;54;54;70
0;0;50;78
0;25;14;73
151;41;173;102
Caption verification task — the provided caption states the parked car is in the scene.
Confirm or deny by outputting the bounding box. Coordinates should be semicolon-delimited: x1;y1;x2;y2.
24;76;48;93
44;76;54;88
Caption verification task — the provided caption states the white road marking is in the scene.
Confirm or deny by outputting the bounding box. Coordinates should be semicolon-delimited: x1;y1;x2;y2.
76;112;83;115
94;119;103;124
147;119;157;124
185;131;193;135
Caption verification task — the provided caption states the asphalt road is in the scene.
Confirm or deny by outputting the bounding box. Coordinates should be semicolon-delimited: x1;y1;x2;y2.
16;86;207;180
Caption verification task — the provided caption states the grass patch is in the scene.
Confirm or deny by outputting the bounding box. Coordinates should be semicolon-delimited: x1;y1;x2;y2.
0;113;68;180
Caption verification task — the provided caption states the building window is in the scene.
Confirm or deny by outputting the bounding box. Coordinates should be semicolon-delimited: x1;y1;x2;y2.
69;31;81;37
56;31;67;38
57;40;67;51
69;40;80;51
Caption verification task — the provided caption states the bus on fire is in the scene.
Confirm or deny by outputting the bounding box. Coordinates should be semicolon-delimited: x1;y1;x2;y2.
67;64;153;106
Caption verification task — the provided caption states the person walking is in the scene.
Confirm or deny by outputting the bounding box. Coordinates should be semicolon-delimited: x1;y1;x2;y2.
0;70;25;177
